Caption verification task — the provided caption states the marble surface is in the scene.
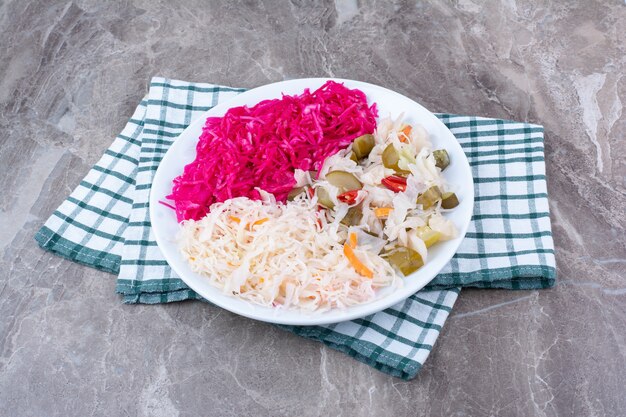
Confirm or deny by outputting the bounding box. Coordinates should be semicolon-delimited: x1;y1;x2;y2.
1;1;625;416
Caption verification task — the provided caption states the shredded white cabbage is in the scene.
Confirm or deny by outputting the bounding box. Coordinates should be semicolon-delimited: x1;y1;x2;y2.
178;197;400;311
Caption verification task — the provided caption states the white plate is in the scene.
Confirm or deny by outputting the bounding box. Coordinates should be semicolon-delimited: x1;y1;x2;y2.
150;78;474;325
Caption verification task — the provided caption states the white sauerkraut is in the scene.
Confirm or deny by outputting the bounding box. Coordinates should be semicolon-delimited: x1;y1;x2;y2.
178;196;399;311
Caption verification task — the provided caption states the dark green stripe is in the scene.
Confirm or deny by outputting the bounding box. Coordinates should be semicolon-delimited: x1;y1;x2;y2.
144;119;189;129
475;192;548;202
141;138;178;145
141;128;180;138
474;174;545;183
79;180;134;204
52;211;125;241
139;156;165;164
128;220;152;227
147;99;211;112
456;129;544;141
119;259;170;266
453;248;554;259
92;165;135;185
149;81;245;93
116;278;190;295
472;212;550;221
117;278;193;290
140;147;169;154
34;226;121;273
104;149;139;165
408;294;454;312
118;133;142;146
429;265;556;290
351;318;433;350
470;155;545;167
464;146;545;159
382;308;442;330
123;240;158;246
468;118;491;274
66;196;129;223
137;166;158;173
496;118;521;273
445;119;542;130
123;289;202;304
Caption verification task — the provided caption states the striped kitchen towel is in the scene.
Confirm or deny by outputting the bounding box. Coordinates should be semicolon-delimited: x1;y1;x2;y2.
35;77;556;379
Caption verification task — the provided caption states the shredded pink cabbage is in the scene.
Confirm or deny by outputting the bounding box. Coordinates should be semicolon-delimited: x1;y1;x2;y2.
167;81;378;222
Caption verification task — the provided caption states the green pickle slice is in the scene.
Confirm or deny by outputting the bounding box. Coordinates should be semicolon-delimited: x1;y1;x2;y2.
382;144;410;174
441;192;459;209
316;187;334;208
432;149;450;170
415;226;441;248
287;187;306;201
326;171;362;192
383;246;424;276
416;186;442;209
352;134;375;160
340;205;363;226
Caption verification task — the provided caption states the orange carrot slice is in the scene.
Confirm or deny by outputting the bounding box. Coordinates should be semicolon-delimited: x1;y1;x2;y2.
373;207;393;218
399;125;412;143
251;217;269;227
348;232;358;248
343;244;373;278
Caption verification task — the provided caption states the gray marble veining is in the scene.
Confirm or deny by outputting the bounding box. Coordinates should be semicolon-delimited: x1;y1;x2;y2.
1;1;624;416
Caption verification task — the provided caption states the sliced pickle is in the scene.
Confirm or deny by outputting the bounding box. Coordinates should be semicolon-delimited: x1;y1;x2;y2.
382;144;410;174
432;149;450;170
316;187;334;209
352;134;375;159
382;144;400;170
340;205;363;226
287;187;306;201
441;192;459;209
349;151;358;162
382;246;424;276
416;186;442;209
415;226;441;248
326;171;362;192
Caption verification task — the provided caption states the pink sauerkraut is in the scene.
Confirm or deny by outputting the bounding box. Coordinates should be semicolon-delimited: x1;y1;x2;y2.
166;81;378;222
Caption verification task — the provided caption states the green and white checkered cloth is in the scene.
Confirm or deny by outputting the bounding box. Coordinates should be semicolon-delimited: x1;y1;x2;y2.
35;77;556;379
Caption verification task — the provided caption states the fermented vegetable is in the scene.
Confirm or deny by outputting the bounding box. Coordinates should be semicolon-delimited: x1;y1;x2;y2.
326;171;363;192
441;192;460;209
382;246;424;276
166;81;377;222
179;196;397;311
352;134;375;159
416;186;442;209
433;149;450;170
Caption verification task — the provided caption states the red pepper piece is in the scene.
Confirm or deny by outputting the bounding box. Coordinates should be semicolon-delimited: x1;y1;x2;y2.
337;190;359;205
381;175;407;192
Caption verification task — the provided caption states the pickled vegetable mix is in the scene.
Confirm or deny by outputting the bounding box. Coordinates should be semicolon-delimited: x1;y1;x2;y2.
288;115;459;280
174;84;460;311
